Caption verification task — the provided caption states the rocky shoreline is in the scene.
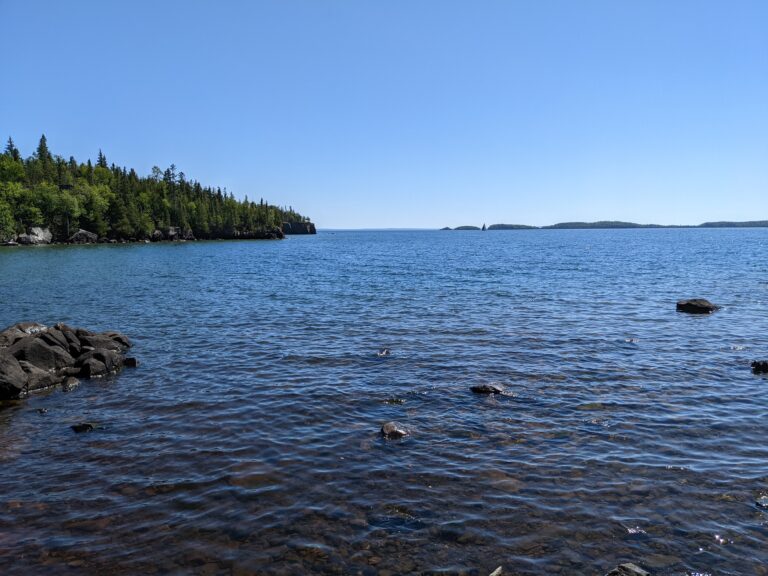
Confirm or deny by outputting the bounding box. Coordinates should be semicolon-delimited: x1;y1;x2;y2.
2;221;316;247
0;322;135;400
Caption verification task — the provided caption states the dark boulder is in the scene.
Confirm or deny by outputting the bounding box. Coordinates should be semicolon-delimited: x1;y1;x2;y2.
604;564;650;576
8;337;74;371
0;351;28;399
676;298;720;314
101;331;132;349
151;229;164;242
78;358;107;378
752;361;768;374
68;229;98;244
71;422;95;433
18;361;59;392
39;328;70;351
76;349;123;377
78;333;125;352
124;357;139;368
381;421;409;439
471;384;504;395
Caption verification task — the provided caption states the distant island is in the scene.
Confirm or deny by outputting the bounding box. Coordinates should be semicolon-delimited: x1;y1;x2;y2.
0;135;314;244
443;220;768;230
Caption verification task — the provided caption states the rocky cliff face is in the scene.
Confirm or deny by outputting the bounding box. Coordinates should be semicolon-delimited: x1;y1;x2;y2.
282;222;317;235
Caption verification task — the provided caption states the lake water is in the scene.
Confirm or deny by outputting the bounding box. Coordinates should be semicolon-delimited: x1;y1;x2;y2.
0;229;767;575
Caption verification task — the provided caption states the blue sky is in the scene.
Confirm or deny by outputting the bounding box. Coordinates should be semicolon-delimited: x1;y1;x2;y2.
1;0;766;228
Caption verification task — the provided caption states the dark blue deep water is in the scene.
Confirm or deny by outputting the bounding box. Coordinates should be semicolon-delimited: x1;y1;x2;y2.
1;229;767;575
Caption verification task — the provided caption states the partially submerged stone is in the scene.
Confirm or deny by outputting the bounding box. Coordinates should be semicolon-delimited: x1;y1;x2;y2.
71;422;96;433
751;361;768;375
471;384;503;395
381;421;409;439
0;322;133;400
676;298;720;314
604;563;650;576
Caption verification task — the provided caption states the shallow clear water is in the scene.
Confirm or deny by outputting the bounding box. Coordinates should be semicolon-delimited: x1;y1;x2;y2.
0;229;767;575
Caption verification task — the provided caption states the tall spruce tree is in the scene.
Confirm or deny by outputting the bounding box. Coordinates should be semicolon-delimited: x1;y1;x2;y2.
4;137;20;161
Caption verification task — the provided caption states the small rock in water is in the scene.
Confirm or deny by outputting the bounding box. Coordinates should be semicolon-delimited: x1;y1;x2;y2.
62;377;80;391
124;357;139;368
676;298;720;314
71;422;96;433
751;361;768;374
384;398;405;405
756;495;768;508
604;563;650;576
471;384;503;395
381;421;408;439
376;348;390;357
36;408;48;414
488;567;503;576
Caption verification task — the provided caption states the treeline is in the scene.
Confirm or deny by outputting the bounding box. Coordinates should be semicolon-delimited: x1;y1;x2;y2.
0;135;310;242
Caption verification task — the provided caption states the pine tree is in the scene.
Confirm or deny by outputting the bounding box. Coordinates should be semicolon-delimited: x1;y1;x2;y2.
36;134;52;163
4;137;20;161
97;149;108;168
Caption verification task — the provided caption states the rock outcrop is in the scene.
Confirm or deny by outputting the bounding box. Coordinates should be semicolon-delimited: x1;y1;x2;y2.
0;322;134;400
16;227;52;245
676;298;720;314
68;229;98;244
282;221;317;235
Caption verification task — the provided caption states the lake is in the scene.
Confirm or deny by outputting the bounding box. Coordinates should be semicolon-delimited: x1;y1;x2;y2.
0;229;767;575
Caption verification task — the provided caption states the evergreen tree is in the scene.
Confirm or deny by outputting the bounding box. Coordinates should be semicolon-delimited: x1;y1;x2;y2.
0;136;311;241
4;137;21;162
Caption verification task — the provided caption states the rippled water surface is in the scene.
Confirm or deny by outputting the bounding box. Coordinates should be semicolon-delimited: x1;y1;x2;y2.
1;229;767;575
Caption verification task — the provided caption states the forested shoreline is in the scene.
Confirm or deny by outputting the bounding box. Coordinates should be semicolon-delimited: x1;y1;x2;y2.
0;135;311;243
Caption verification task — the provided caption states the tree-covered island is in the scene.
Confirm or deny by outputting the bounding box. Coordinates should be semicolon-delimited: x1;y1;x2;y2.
0;135;314;243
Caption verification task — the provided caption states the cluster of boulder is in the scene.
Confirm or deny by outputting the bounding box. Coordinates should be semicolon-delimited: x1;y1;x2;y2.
0;322;135;400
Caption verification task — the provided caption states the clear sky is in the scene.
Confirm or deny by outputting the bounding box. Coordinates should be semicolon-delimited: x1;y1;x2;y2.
1;0;766;228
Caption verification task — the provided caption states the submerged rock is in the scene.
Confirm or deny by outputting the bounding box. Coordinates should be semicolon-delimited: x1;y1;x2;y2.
751;361;768;374
0;322;133;400
676;298;720;314
604;563;650;576
381;421;409;439
471;384;503;395
62;377;80;391
756;495;768;508
71;422;96;433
